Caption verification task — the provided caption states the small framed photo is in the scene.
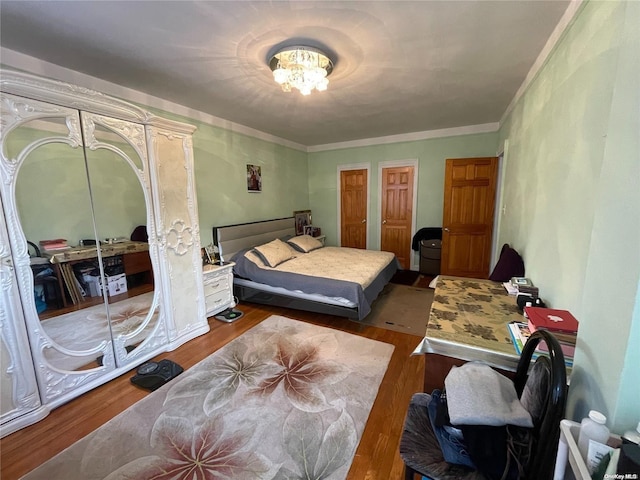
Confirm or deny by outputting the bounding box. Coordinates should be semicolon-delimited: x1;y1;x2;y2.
303;225;314;236
247;164;262;192
294;210;312;235
201;244;216;265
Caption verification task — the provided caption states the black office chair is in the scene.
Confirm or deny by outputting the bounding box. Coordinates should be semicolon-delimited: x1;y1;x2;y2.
400;330;567;480
28;241;64;310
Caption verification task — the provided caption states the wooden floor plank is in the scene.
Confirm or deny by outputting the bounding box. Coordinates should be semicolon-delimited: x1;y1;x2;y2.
0;303;424;480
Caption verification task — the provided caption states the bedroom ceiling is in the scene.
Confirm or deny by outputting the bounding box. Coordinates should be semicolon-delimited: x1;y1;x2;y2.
0;1;571;147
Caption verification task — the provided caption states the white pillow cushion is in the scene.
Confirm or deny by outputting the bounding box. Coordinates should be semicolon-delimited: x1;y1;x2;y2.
444;362;533;427
287;235;323;253
253;239;296;267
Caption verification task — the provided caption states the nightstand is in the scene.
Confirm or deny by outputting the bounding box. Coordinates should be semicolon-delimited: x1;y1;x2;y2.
202;262;235;317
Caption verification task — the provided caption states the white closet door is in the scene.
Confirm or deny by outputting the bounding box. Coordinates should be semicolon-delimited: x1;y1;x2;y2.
0;201;48;437
1;69;206;436
0;94;117;406
80;112;168;368
146;122;208;346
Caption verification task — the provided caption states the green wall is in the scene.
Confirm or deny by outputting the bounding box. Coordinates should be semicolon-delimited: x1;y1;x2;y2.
497;0;639;431
8;125;147;247
5;101;310;252
307;134;499;252
193;125;309;247
145;108;310;247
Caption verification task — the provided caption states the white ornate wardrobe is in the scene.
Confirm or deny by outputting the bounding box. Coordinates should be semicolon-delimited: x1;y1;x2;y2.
0;70;208;437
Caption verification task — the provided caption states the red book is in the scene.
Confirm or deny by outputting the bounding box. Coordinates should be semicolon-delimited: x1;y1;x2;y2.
525;307;579;334
536;340;575;359
40;238;67;246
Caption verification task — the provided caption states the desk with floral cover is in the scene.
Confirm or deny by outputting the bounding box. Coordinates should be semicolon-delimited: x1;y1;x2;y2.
414;276;522;392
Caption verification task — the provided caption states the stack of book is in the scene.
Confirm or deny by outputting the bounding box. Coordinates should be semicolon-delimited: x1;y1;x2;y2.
525;306;579;343
513;277;539;297
508;307;579;367
39;238;70;252
502;277;540;297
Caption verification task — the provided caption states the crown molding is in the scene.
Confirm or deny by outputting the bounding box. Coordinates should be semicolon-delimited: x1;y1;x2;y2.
0;48;307;152
2;0;583;160
307;123;500;153
499;0;585;127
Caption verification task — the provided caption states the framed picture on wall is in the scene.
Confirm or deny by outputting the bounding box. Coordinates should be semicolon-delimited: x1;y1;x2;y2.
247;164;262;192
294;210;312;235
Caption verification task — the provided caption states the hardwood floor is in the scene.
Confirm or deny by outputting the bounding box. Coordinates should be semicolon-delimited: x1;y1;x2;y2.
0;302;425;480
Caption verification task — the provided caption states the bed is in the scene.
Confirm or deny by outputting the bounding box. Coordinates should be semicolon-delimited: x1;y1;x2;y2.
213;217;399;320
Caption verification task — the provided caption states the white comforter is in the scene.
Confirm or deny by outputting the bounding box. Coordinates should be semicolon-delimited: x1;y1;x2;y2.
245;246;396;289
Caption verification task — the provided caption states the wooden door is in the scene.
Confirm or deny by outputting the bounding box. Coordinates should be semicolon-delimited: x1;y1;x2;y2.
380;165;414;269
340;169;368;248
441;157;498;278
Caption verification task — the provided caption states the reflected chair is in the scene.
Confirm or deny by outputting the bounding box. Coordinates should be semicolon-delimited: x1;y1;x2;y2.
28;241;64;309
400;330;567;480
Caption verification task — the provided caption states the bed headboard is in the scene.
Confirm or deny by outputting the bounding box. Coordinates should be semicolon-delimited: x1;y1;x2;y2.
213;217;296;262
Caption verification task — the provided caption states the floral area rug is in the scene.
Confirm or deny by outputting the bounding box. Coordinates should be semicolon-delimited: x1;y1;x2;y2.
23;315;394;480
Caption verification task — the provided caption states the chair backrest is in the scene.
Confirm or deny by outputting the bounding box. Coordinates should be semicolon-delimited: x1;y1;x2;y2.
130;225;148;242
513;330;568;480
27;240;41;257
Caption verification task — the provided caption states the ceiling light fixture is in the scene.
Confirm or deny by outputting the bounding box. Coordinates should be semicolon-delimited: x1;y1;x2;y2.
269;45;334;96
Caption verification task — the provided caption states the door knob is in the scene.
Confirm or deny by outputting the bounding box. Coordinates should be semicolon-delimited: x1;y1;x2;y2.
361;219;366;223
444;227;450;232
382;220;387;224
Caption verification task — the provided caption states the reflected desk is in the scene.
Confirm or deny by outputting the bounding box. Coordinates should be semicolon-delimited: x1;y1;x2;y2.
414;276;522;392
47;241;152;307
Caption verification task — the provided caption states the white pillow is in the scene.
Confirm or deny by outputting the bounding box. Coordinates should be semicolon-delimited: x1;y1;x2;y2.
287;235;323;253
253;239;296;267
444;362;533;427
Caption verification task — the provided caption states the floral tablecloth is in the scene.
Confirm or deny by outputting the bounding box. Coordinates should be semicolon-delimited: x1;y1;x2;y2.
414;276;521;370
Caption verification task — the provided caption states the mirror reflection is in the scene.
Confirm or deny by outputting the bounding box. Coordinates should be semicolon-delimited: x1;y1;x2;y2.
11;114;157;371
84;119;159;362
12;116;110;370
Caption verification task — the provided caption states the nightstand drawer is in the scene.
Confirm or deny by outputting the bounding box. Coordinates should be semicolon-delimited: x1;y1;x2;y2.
205;288;232;313
202;262;235;316
203;276;230;296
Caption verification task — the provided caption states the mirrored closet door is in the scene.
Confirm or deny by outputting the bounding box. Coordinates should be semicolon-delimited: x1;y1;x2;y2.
1;69;207;438
0;93;167;405
80;112;166;368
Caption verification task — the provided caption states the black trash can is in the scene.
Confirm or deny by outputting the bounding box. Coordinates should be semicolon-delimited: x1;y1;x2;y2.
419;239;441;275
